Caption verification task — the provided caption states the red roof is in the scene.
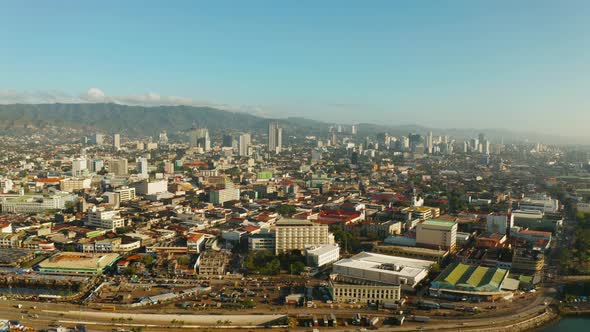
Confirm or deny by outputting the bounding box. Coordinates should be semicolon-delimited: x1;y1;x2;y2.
35;178;61;183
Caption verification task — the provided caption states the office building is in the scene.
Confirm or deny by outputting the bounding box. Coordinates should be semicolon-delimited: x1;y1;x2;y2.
110;158;128;176
0;193;76;213
330;281;401;305
113;133;120;150
190;127;211;151
94;133;104;145
60;178;91;192
416;219;458;251
305;244;340;267
113;186;136;202
222;134;234;148
268;121;283;153
85;206;125;231
332;251;434;289
238;133;251;156
274;219;334;254
137;157;149;178
72;157;87;177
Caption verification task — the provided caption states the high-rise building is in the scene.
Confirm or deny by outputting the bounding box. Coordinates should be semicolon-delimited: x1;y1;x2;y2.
72;157;87;177
425;131;434;154
190;128;211;151
351;125;358;135
238;133;251;157
113;134;121;151
137;157;149;178
94;133;104;145
158;131;168;144
222;134;234;148
274;219;334;255
110;158;128;176
163;161;175;174
268;122;282;153
416;219;458;251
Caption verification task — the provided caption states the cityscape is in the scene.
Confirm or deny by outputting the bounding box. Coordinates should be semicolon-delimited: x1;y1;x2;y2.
2;1;590;332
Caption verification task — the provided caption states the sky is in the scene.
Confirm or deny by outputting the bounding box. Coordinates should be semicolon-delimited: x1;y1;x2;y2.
1;0;590;137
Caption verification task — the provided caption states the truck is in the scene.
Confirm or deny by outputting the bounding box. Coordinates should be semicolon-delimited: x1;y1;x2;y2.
352;313;362;325
329;313;337;327
414;316;431;323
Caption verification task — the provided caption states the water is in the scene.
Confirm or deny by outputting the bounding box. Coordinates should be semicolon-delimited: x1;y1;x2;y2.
0;287;74;296
539;317;590;331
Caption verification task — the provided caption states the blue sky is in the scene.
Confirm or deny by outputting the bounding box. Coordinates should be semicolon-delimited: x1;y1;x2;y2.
1;0;589;137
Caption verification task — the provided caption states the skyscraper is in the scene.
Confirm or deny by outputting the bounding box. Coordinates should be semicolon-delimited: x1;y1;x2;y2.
238;133;251;156
113;134;121;151
268;122;282;153
426;131;433;154
110;158;128;176
94;133;104;145
190;128;211;151
222;134;234;148
137;157;149;178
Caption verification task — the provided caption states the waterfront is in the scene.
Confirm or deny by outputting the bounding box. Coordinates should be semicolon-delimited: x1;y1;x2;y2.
539;317;590;331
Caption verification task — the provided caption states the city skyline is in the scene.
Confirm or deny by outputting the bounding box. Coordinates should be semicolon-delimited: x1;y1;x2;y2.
2;1;590;138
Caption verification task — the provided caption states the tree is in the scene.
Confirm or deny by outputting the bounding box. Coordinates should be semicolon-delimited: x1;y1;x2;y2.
276;204;297;217
289;261;306;275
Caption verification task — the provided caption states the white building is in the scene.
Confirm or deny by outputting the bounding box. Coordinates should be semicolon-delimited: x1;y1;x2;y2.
114;186;136;202
137;157;149;178
520;196;559;213
305;244;340;267
268;122;283;154
0;193;76;213
332;251;435;290
131;180;167;196
72;157;87;177
486;213;511;235
113;133;121;150
86;206;125;231
238;133;251;157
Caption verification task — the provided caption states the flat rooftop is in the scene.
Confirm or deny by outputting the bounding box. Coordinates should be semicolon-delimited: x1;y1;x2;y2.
334;251;435;279
39;252;120;270
422;219;457;228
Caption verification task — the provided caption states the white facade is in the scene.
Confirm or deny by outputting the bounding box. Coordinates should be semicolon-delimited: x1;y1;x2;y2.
330;282;401;305
332;252;434;289
0;193;76;213
238;133;251;157
137;157;149;178
60;178;91;192
486;214;511;235
132;180;167;195
114;186;136;202
86;207;125;231
305;244;340;267
268;122;283;153
72;157;87;177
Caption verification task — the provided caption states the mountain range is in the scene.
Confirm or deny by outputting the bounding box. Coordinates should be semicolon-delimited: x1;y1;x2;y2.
0;103;581;144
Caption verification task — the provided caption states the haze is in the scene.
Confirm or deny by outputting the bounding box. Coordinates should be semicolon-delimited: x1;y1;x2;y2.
1;0;589;138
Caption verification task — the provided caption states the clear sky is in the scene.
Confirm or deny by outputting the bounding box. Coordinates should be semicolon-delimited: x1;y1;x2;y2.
1;0;589;137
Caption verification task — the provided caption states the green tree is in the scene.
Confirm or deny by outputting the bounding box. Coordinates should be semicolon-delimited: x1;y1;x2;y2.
289;261;306;275
276;204;297;217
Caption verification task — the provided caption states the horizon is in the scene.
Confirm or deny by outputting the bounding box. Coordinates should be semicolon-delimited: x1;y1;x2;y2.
2;0;590;139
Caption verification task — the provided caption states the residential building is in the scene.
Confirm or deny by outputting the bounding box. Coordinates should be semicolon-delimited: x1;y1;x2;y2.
274;219;334;254
110;158;128;175
113;186;136;202
268;121;283;153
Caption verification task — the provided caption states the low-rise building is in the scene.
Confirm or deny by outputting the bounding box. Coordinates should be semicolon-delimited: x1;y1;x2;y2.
305;244;340;267
416;219;458;251
332;251;435;290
